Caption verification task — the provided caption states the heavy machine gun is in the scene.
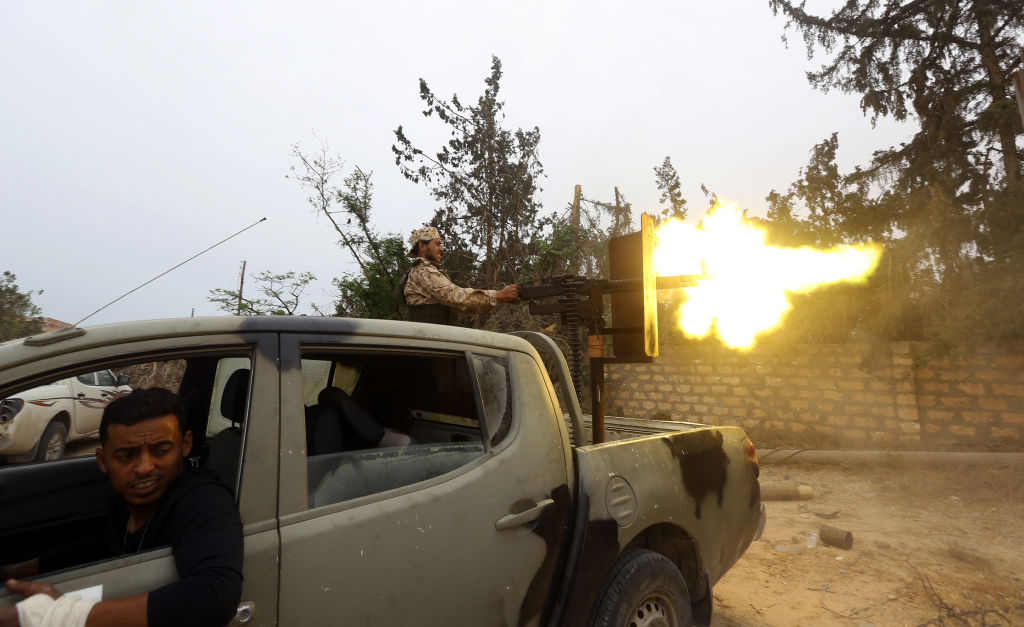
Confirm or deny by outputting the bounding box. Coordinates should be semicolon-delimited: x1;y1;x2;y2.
518;214;708;442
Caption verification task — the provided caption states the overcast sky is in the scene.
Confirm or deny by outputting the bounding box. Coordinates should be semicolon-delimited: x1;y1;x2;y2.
2;0;912;326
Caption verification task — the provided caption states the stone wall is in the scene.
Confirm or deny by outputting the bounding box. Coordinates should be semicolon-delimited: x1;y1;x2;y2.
604;342;1024;451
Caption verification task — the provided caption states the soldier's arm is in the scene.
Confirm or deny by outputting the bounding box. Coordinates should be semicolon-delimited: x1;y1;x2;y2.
419;266;499;314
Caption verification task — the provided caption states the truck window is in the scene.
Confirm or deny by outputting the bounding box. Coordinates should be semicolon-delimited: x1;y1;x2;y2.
94;370;117;387
301;350;503;508
472;354;512;448
0;350;251;577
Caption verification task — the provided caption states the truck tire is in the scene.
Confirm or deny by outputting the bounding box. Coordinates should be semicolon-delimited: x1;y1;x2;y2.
590;548;693;627
35;421;67;462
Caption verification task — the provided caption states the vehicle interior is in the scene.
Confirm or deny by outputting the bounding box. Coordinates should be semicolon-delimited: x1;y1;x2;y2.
0;352;249;574
0;347;512;572
301;350;509;508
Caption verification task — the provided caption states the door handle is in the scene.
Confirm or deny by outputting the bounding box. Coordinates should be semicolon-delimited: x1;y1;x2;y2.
495;498;554;530
230;601;255;625
77;393;86;398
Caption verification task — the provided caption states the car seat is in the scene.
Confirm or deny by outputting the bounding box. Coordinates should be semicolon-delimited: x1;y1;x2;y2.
206;368;249;493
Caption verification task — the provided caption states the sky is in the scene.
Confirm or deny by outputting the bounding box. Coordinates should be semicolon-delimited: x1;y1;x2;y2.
1;0;914;326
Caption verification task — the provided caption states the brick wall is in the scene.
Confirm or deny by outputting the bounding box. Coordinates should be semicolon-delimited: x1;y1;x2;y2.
604;342;1024;451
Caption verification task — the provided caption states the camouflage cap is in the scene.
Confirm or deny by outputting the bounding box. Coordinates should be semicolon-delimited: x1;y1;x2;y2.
406;226;441;257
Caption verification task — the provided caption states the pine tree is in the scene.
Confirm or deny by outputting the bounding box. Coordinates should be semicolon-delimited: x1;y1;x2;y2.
766;0;1024;348
653;156;687;222
392;56;544;288
769;0;1024;258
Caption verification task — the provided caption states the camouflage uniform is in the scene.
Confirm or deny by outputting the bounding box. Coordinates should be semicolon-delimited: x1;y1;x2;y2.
401;226;499;324
404;259;498;316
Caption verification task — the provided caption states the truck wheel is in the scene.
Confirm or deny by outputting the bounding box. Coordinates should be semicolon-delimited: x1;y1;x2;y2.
35;422;67;462
590;548;693;627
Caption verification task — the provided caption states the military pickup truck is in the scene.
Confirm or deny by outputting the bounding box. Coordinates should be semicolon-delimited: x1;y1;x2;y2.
0;317;763;626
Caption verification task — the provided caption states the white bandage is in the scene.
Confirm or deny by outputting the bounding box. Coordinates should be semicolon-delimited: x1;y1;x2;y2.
379;429;412;447
16;593;98;627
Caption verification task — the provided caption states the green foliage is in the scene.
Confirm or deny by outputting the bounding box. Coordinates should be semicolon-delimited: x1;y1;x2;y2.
525;186;636;285
392;56;544;289
762;1;1024;349
289;142;406;319
769;0;1023;256
653;156;687;223
208;270;317;316
0;272;43;341
333;235;411;319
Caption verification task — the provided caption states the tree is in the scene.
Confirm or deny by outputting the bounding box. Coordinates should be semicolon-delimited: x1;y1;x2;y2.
392;56;544;289
208;270;318;316
653;156;687;222
332;235;409;319
526;185;636;282
763;138;925;343
769;0;1024;258
0;272;43;341
289;142;409;319
766;0;1024;349
767;133;892;247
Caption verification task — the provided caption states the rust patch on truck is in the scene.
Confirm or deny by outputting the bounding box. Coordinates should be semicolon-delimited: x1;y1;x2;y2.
663;430;729;519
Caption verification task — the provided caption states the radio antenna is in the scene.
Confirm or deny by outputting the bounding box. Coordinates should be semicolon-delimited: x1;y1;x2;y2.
73;217;267;327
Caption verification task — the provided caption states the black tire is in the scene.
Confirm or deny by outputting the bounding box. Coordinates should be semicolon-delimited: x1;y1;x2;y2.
590;548;693;627
35;421;67;462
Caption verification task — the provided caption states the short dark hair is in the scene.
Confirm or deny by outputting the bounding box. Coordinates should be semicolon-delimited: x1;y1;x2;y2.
100;387;188;444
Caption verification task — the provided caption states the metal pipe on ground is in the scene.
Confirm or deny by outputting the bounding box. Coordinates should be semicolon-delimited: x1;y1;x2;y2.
759;484;814;501
819;525;854;549
757;449;1024;467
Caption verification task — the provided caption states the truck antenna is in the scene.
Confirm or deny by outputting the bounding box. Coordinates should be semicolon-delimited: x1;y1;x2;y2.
72;217;267;327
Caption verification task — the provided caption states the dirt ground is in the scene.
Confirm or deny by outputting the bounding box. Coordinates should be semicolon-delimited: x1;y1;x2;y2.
711;460;1024;626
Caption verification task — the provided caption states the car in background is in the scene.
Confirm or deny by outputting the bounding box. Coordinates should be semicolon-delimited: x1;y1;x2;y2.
0;369;130;462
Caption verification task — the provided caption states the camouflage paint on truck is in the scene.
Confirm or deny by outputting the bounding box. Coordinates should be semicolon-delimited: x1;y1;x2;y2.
0;317;762;626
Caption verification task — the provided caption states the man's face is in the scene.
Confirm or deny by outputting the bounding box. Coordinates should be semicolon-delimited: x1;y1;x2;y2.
96;414;193;510
421;238;444;263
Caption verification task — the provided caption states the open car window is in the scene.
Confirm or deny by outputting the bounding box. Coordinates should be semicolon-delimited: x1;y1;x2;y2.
0;350;252;577
299;349;513;509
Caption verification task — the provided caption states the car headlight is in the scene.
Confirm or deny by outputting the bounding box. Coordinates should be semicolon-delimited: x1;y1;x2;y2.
0;398;24;423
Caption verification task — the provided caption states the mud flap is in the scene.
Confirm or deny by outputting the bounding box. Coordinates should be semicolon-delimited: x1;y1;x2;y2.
692;571;712;626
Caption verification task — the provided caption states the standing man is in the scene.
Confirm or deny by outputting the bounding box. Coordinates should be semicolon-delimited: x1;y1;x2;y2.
402;226;520;325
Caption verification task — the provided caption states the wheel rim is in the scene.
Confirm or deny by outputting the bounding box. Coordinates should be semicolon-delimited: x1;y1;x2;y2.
628;592;677;627
44;434;63;460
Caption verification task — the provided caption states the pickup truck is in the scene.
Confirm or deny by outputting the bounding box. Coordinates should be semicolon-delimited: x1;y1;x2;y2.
0;369;130;462
0;317;763;626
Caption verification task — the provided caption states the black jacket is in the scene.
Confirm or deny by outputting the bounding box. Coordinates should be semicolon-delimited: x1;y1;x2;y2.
41;468;243;627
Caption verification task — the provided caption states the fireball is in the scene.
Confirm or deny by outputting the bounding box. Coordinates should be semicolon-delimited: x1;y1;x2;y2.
653;203;882;350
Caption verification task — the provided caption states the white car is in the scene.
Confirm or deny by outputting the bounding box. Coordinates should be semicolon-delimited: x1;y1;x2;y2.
0;369;131;462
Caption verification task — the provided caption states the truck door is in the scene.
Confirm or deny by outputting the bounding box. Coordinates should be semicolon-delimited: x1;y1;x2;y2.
277;336;573;626
0;334;280;627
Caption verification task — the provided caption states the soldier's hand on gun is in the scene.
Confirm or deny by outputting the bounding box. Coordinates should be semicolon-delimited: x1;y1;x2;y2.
496;284;520;303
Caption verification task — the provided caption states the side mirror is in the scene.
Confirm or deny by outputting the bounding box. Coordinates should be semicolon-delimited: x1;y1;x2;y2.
116;374;130;386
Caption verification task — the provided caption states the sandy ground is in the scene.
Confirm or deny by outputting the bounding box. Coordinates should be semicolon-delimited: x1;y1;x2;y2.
711;461;1024;627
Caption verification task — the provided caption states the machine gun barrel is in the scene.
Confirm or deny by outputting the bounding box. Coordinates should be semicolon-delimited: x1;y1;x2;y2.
603;273;706;294
518;273;706;300
517;282;573;300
